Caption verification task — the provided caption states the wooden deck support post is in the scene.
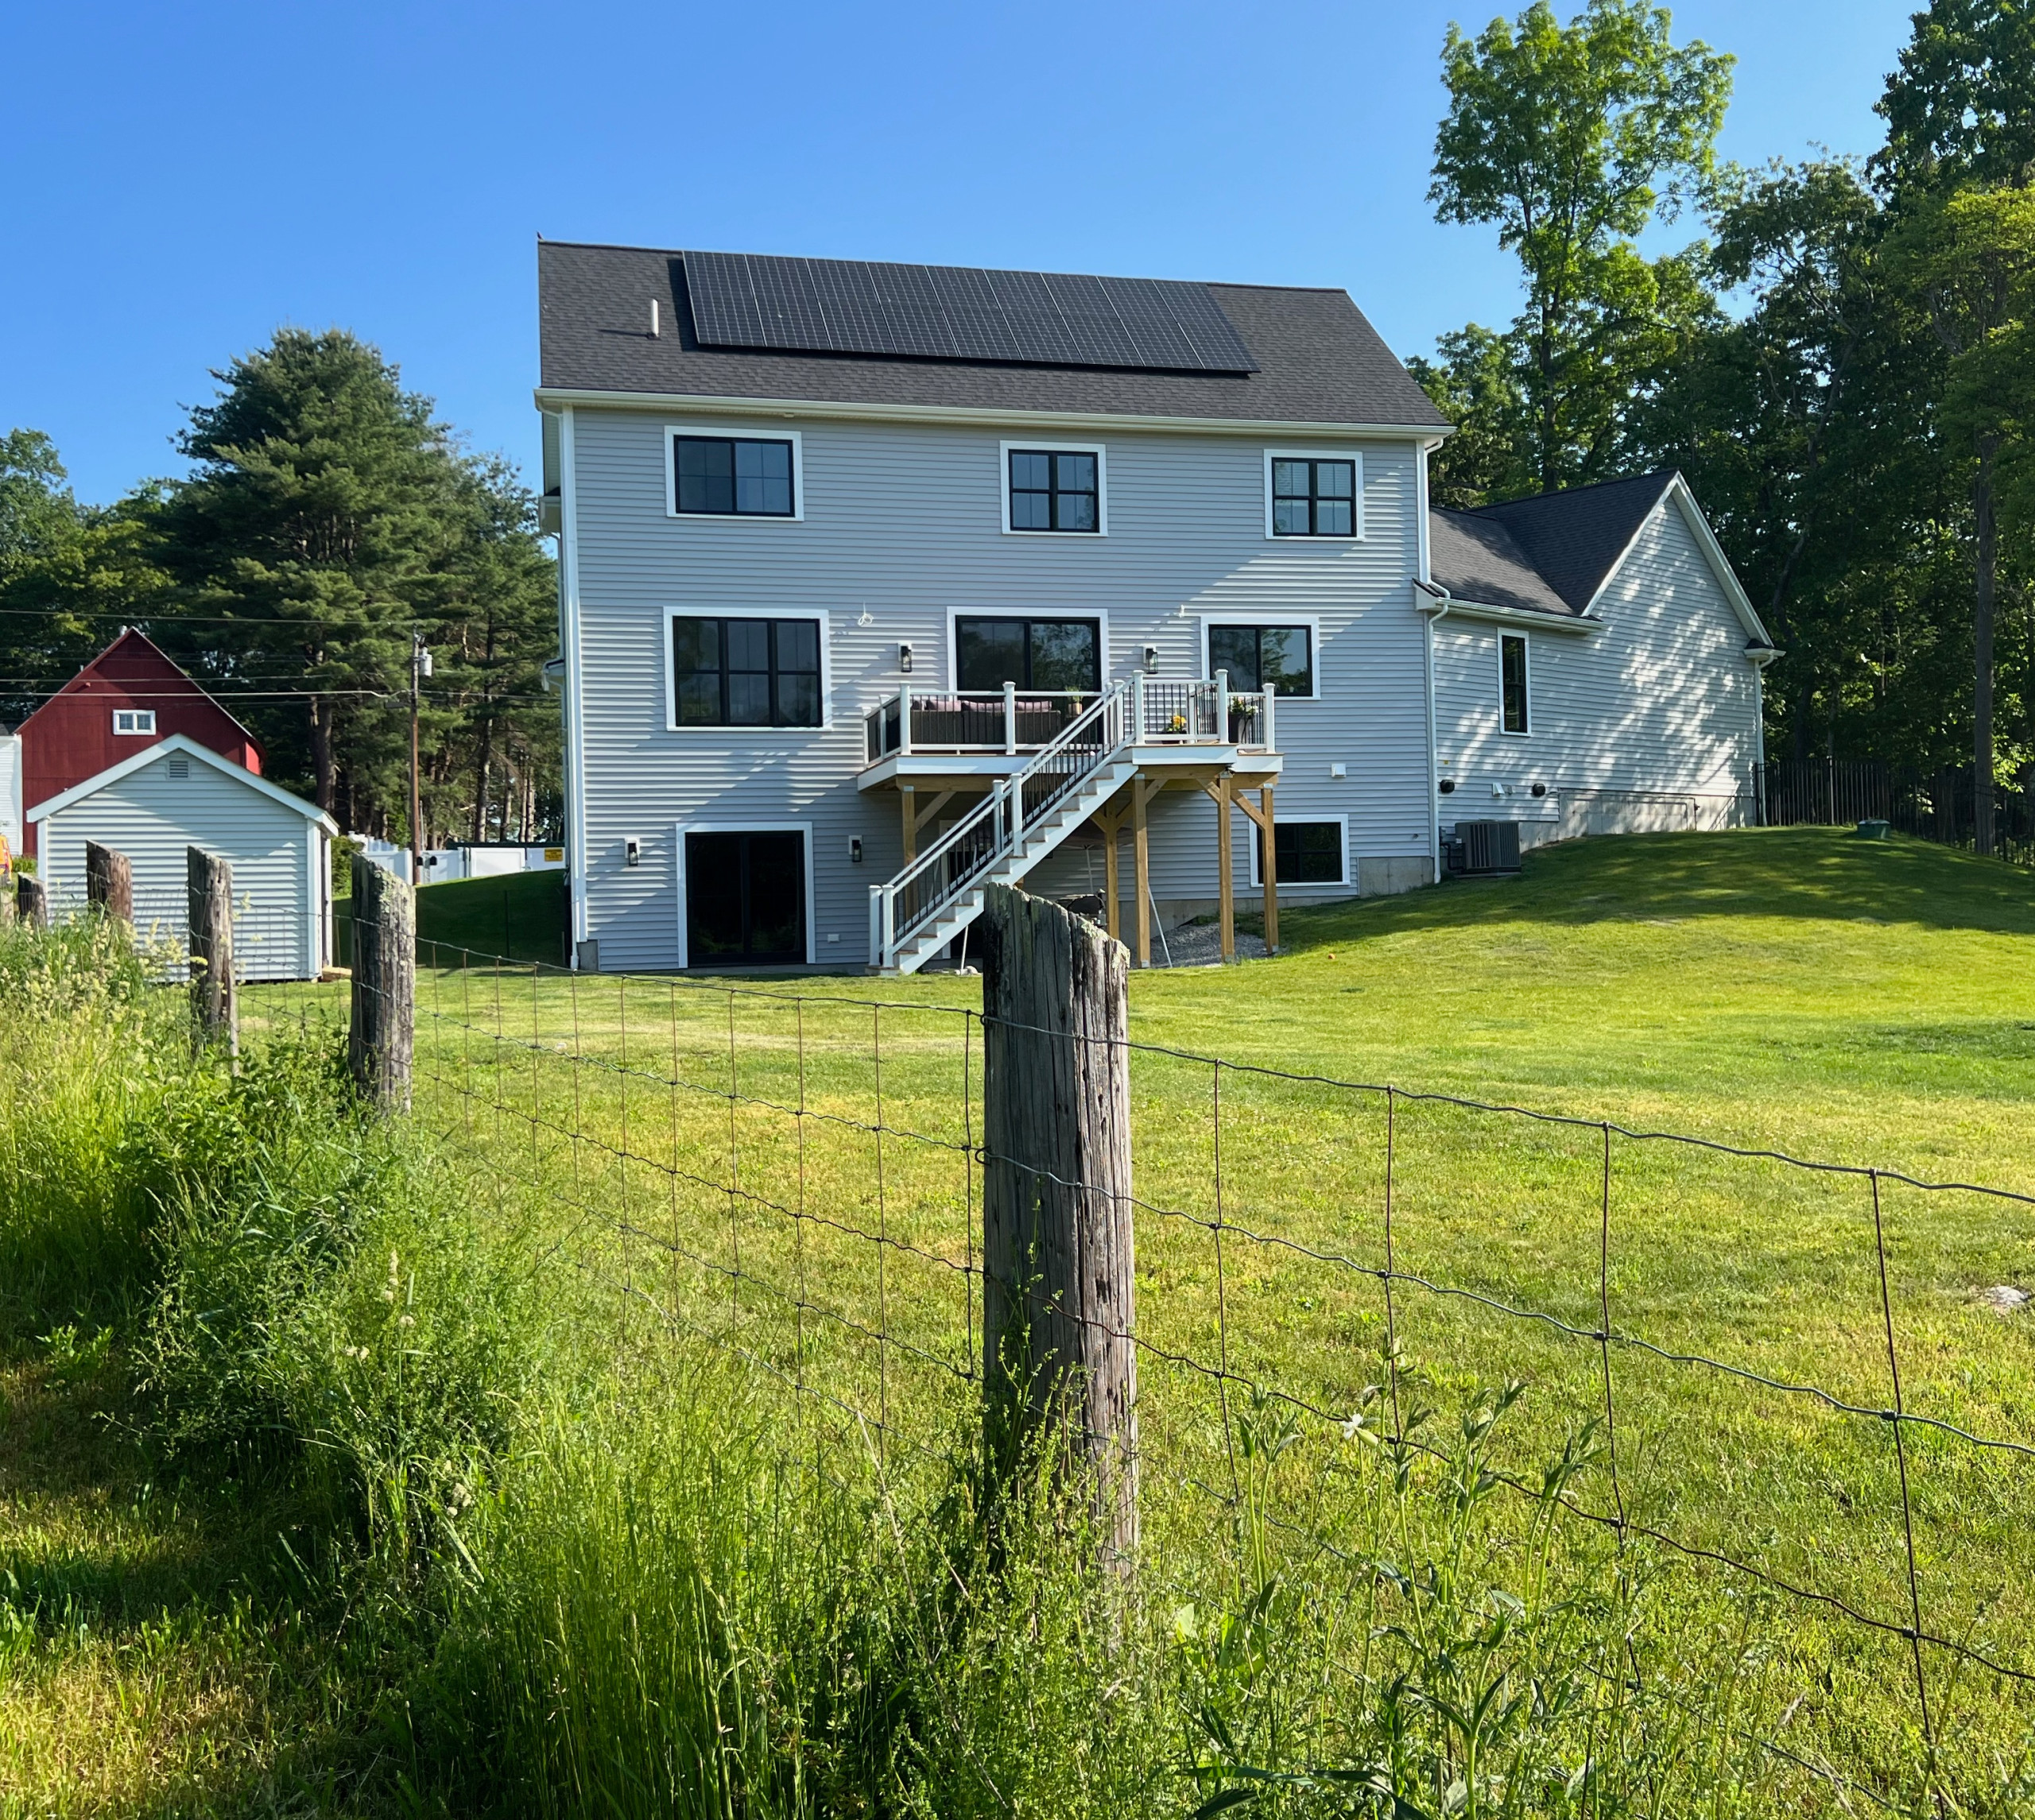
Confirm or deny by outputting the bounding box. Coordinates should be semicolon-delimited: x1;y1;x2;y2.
16;874;46;931
1259;786;1277;954
85;842;132;924
187;848;237;1061
1215;776;1235;962
348;854;414;1112
1131;778;1153;969
1101;808;1122;943
901;784;917;867
980;884;1138;1573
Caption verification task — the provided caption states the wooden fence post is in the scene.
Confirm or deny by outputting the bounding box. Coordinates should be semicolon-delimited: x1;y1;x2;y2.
980;883;1138;1572
85;842;133;923
187;848;237;1061
348;854;413;1112
17;874;46;931
0;872;13;930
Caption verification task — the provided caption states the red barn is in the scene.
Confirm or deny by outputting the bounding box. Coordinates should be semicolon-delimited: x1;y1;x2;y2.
17;629;265;858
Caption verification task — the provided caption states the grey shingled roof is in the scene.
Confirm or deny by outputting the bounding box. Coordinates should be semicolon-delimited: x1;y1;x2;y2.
537;242;1448;428
1464;471;1678;613
1428;509;1578;618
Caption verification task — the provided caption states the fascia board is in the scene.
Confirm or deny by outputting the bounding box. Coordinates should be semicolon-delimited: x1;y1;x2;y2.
533;385;1453;442
29;732;339;832
1413;585;1599;635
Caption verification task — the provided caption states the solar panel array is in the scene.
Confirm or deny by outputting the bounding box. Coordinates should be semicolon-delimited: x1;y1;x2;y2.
682;251;1258;374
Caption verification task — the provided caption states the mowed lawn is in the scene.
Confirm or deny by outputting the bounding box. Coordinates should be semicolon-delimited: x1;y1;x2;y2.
288;825;2035;1787
11;826;2033;1809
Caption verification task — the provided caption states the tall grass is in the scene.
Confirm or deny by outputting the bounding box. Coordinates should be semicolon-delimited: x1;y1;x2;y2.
4;920;2008;1815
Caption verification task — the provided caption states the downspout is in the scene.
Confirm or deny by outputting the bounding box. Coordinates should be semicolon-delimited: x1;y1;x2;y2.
1419;586;1453;884
556;406;590;964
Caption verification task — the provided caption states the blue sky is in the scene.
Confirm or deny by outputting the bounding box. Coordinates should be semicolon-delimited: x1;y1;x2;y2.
3;0;1919;507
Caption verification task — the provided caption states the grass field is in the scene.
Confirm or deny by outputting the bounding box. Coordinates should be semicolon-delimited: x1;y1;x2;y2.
7;827;2035;1814
335;866;568;968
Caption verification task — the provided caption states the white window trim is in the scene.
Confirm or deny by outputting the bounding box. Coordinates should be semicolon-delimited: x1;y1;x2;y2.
1263;447;1366;541
665;424;805;523
1196;614;1324;702
1247;813;1350;889
998;440;1109;536
1499;630;1531;738
944;606;1114;691
112;708;157;736
673;820;816;969
663;606;832;734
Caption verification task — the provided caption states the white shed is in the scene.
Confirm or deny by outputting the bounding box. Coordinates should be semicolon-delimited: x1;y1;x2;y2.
29;734;338;981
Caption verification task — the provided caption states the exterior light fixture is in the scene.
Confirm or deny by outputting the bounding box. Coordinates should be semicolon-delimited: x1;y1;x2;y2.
898;642;914;673
849;837;864;864
624;837;641;868
1142;645;1159;672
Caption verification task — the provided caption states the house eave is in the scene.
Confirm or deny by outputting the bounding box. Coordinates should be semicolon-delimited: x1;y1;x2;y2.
533;385;1454;442
1413;583;1599;635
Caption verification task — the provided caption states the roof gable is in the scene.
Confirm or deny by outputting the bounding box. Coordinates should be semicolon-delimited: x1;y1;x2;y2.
27;734;335;831
1427;509;1580;620
1464;471;1677;614
17;628;266;757
537;242;1450;429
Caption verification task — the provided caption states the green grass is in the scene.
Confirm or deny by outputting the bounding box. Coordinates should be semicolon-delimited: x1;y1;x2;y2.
9;827;2035;1814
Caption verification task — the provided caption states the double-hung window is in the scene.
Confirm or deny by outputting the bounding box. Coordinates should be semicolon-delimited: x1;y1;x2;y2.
671;433;797;517
1269;455;1359;536
955;616;1102;691
1207;624;1315;696
1006;447;1101;532
671;616;823;727
1500;633;1529;735
112;709;157;735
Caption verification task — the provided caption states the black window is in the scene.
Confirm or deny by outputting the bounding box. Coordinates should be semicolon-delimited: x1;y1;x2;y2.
1270;458;1357;536
1501;633;1529;734
673;436;795;517
955;616;1101;691
1008;449;1099;532
1258;820;1344;885
1207;624;1314;696
686;830;805;966
672;616;822;727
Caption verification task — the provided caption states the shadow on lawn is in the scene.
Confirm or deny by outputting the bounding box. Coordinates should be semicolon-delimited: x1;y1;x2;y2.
1284;827;2035;947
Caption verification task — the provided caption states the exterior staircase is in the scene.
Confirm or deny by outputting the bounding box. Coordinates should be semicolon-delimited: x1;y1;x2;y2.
870;683;1136;974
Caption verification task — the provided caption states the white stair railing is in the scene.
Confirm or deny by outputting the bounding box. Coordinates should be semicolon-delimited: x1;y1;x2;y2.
870;680;1135;970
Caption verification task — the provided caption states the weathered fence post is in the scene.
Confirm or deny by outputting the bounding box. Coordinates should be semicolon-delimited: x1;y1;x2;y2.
980;883;1138;1571
85;842;132;924
348;854;413;1112
187;848;237;1061
16;873;46;931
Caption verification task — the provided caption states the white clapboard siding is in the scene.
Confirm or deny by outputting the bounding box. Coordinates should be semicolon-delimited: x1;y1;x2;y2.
568;409;1434;970
1434;499;1762;841
37;746;328;980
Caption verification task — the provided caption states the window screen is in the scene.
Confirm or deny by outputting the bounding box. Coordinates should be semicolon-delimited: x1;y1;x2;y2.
1270;458;1357;536
672;617;823;726
1259;820;1343;885
1206;625;1314;695
955;617;1101;691
1501;633;1529;734
673;436;796;517
1008;450;1099;532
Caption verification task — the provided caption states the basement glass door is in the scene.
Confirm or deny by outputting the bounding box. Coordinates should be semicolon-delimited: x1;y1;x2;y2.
684;831;805;966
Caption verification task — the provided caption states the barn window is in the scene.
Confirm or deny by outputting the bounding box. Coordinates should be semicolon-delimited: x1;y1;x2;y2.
113;709;156;736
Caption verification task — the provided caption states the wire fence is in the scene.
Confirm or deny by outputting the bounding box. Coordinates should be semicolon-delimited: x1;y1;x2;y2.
41;885;316;983
241;916;2035;1812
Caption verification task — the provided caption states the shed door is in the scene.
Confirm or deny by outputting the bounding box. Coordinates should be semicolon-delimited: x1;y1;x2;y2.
685;831;805;966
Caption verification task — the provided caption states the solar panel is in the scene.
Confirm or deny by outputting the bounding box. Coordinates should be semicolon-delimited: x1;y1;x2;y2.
682;251;1258;374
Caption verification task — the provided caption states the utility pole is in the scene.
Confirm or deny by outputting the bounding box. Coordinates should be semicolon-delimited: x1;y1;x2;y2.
410;632;432;881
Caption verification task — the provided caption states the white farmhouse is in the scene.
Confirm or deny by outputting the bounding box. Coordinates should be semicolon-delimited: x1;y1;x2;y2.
537;244;1773;974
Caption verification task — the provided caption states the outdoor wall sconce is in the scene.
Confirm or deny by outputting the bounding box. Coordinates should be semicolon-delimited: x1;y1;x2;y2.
1142;645;1159;672
849;837;864;864
898;642;914;673
624;837;642;868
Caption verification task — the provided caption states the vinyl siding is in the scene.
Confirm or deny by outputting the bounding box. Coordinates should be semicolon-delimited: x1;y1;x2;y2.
37;756;323;979
568;407;1432;969
1433;498;1762;840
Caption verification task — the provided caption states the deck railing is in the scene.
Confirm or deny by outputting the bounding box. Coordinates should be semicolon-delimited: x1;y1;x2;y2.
863;673;1273;763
